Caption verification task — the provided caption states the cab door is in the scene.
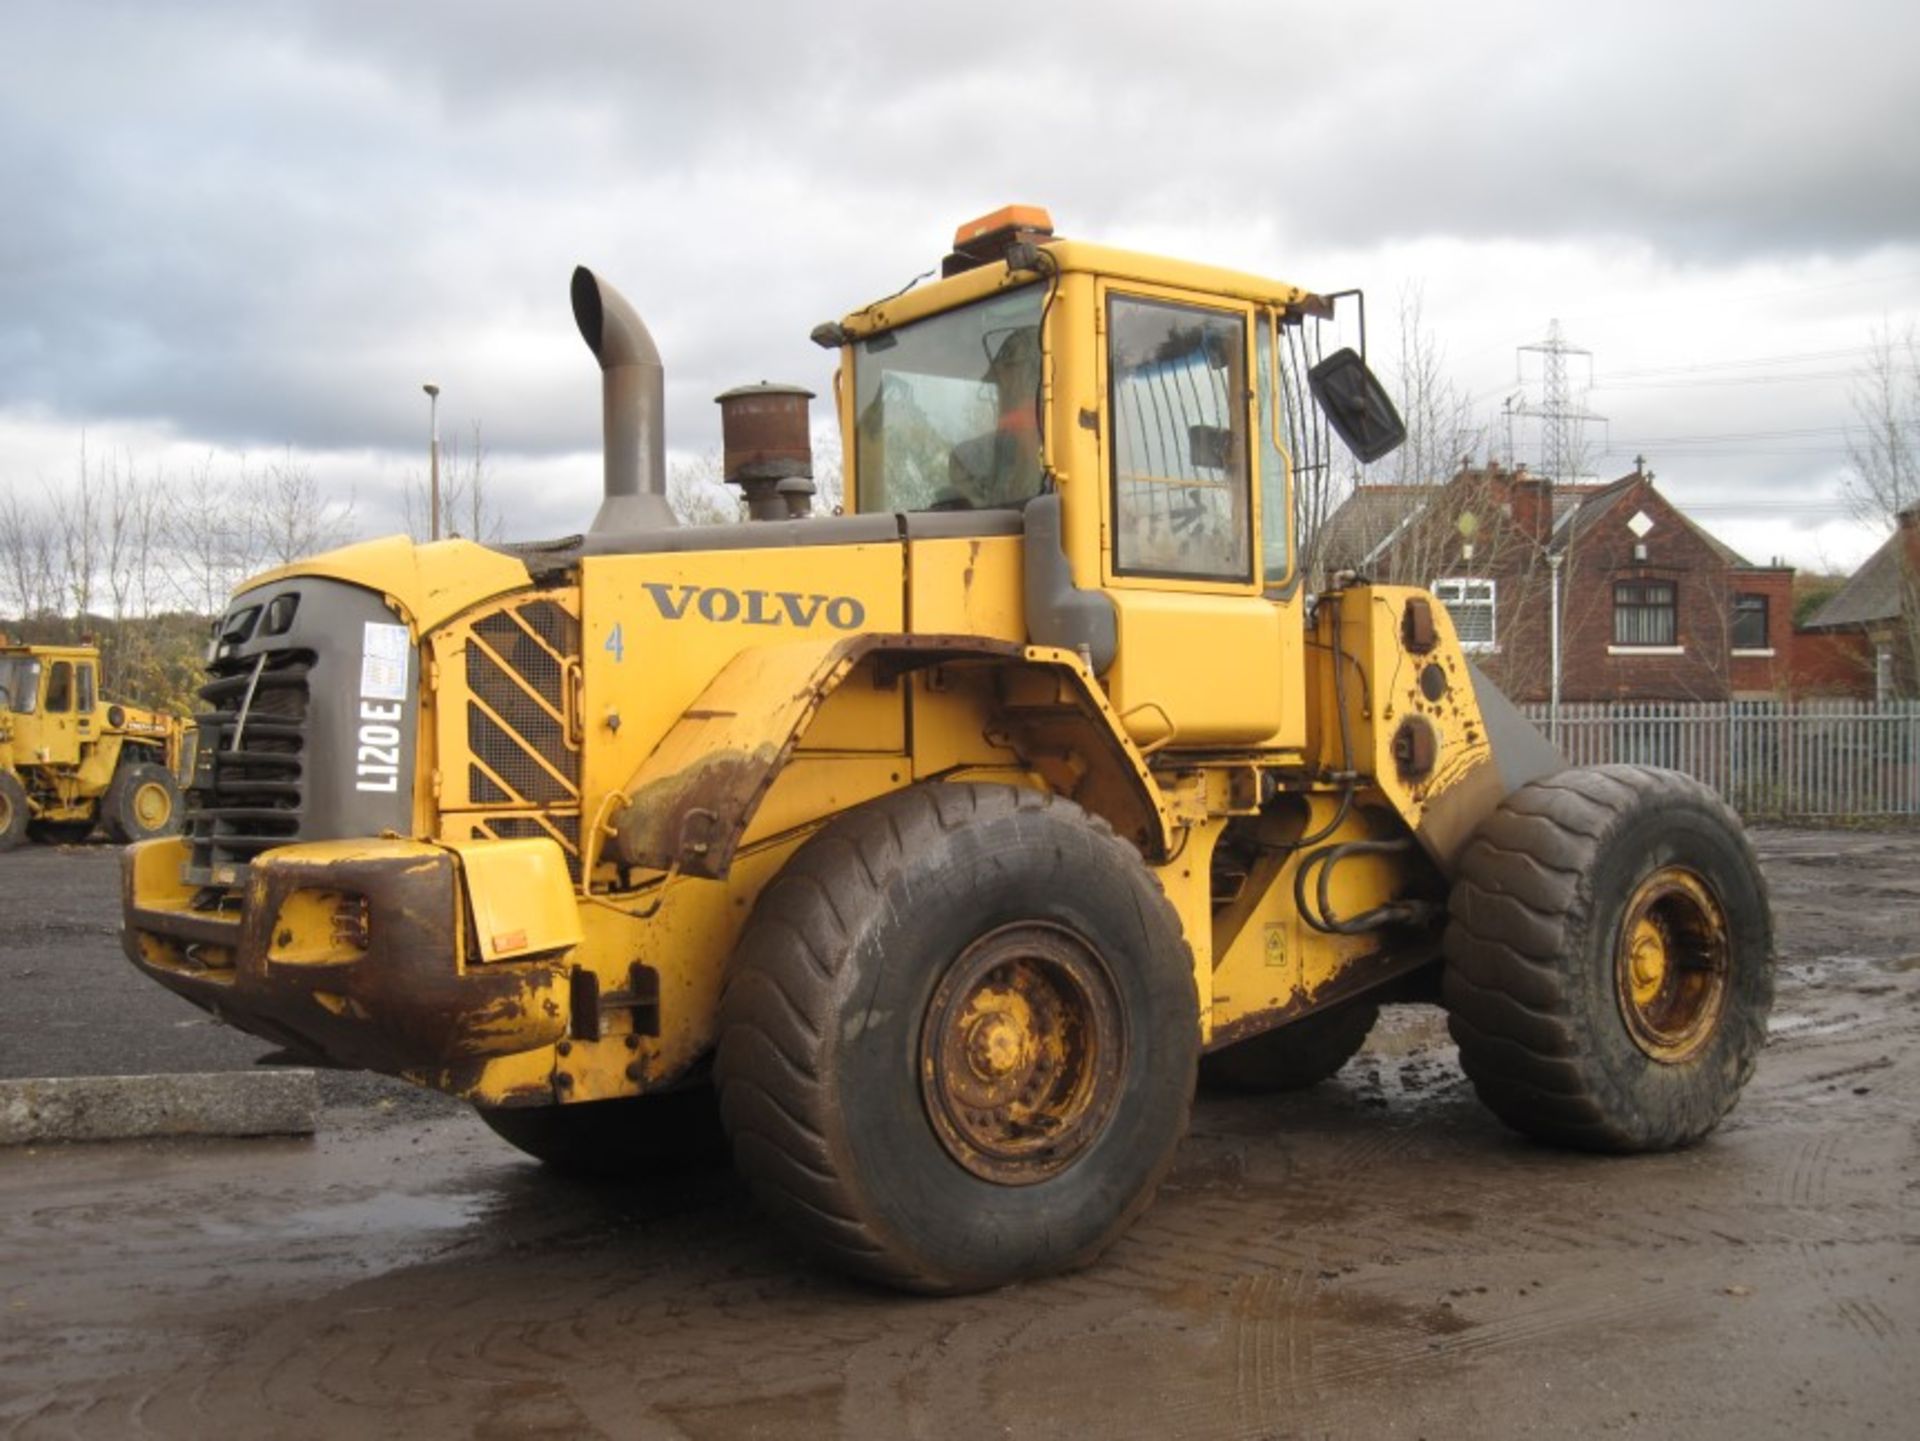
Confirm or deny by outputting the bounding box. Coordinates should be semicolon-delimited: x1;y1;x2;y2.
39;659;81;765
1096;283;1297;749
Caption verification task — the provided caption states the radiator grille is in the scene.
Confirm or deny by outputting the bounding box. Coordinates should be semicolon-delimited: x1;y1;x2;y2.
188;648;313;873
461;596;583;880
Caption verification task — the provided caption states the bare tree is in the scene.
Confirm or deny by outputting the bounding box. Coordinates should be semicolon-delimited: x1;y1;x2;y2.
1844;323;1920;693
55;436;102;621
248;449;357;567
404;422;504;541
165;453;252;615
667;451;740;526
1845;322;1920;525
0;481;60;621
1301;288;1487;588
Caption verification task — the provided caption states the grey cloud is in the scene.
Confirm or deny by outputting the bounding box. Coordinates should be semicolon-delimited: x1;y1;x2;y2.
1;0;1915;487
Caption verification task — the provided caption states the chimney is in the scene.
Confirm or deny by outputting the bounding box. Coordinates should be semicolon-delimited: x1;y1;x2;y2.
1510;467;1553;544
572;266;677;534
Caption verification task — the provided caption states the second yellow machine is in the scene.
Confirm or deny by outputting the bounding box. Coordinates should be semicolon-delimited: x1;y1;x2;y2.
124;208;1772;1292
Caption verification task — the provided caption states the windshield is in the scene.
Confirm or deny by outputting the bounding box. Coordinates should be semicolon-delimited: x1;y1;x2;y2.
0;657;40;713
853;284;1046;513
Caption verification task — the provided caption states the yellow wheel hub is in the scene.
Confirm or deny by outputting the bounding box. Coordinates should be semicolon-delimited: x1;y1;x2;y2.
921;922;1124;1186
1627;917;1669;1006
133;782;172;830
1614;866;1730;1064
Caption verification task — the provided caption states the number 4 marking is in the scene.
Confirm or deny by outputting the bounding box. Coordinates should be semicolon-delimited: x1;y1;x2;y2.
604;623;624;663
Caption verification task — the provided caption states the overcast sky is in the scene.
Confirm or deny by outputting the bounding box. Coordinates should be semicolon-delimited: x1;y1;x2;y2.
4;0;1916;570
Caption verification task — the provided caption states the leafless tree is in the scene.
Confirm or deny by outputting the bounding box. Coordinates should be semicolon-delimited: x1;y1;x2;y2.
165;453;252;615
1845;322;1919;525
55;436;103;620
404;422;504;542
1844;323;1920;692
0;481;60;621
247;449;357;567
1301;288;1487;588
666;451;741;526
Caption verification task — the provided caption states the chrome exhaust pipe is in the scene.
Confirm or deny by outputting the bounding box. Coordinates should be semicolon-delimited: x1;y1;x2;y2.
571;266;676;533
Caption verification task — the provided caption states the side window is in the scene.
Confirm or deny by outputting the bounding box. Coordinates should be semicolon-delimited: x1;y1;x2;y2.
77;663;96;713
46;660;73;713
1256;311;1292;586
1109;294;1251;581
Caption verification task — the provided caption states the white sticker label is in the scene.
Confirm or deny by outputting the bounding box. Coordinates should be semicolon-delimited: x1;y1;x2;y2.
360;622;410;702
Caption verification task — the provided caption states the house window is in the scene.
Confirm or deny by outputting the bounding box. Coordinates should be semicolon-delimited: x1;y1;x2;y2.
1731;593;1768;650
1614;580;1676;647
1432;577;1496;650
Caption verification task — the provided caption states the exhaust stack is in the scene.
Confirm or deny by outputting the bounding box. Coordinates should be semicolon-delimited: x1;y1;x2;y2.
571;266;676;533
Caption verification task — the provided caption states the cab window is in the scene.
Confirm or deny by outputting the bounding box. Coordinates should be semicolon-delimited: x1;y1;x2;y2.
1256;313;1294;587
1108;295;1251;581
77;663;96;713
852;285;1046;513
46;661;73;713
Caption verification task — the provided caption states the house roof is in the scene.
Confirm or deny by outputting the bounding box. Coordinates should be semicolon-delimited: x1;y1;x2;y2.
1317;485;1433;570
1803;527;1911;629
1550;476;1754;567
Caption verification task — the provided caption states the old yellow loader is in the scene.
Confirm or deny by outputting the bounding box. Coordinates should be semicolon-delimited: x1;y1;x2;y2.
1;638;189;848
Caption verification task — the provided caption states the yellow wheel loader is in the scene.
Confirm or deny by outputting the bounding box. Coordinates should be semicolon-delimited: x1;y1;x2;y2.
0;639;191;849
122;208;1772;1292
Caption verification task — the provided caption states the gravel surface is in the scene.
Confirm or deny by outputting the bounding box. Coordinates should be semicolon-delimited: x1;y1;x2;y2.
0;826;1916;1438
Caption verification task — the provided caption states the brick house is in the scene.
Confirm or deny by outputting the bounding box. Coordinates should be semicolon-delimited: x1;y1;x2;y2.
1318;461;1796;703
1796;506;1920;700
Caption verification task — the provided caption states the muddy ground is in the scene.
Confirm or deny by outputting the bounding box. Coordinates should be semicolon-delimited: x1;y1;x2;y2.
0;831;1916;1439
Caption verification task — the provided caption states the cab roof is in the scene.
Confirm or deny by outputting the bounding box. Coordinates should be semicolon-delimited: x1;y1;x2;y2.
835;235;1326;341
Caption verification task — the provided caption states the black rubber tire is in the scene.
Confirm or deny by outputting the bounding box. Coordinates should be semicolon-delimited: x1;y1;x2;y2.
0;772;27;853
28;819;96;845
475;1086;729;1178
715;783;1198;1294
1442;764;1773;1152
103;761;181;844
1200;997;1380;1093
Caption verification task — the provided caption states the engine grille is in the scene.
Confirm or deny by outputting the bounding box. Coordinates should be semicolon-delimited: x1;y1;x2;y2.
462;598;583;880
189;647;313;875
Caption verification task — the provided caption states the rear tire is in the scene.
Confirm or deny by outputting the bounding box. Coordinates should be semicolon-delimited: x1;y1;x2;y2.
0;773;27;852
103;761;181;844
716;783;1198;1294
1442;765;1772;1152
1200;997;1379;1093
476;1087;728;1178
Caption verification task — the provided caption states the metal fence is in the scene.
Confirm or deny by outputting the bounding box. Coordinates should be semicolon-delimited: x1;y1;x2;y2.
1518;700;1920;821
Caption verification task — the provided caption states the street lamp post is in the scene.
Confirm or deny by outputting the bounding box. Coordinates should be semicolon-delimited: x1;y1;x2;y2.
1547;550;1564;746
423;382;442;541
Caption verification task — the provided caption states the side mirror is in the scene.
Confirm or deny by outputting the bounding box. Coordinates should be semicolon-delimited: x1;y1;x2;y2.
1308;348;1406;464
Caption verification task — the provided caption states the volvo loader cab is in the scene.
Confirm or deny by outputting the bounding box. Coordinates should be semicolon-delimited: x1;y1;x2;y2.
122;208;1773;1293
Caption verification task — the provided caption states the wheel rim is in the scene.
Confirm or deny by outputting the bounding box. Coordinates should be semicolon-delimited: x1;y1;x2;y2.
132;781;172;830
920;922;1125;1186
1614;865;1731;1063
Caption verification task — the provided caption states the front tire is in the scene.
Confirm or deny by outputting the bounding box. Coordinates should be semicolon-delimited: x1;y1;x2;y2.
715;783;1198;1294
1442;765;1772;1152
103;761;181;844
0;772;28;852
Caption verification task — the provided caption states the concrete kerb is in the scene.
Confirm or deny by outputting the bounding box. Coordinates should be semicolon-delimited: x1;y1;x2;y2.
0;1070;319;1146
